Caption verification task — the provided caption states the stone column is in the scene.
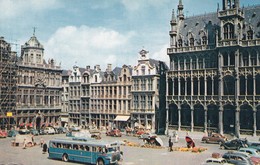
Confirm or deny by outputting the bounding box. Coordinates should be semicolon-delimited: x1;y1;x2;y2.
185;77;187;96
219;107;223;135
191;108;194;132
178;78;181;96
235;107;240;138
204;108;208;133
178;108;181;131
253;110;257;137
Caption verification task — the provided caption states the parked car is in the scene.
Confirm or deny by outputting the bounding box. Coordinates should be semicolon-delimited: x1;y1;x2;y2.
201;133;227;144
56;127;67;134
38;129;45;135
222;151;254;165
29;129;39;136
70;126;80;131
247;142;260;152
220;139;247;150
7;130;19;137
0;130;7;138
18;128;30;135
106;128;122;137
202;157;233;165
43;127;55;134
239;148;260;164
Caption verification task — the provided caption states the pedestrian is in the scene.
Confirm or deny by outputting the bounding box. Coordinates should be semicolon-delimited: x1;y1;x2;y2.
40;137;44;147
31;135;34;146
168;136;173;152
23;138;26;149
42;143;48;154
175;133;179;143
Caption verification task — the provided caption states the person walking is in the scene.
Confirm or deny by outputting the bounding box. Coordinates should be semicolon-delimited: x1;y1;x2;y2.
42;143;48;154
40;137;44;147
175;133;179;143
23;138;27;149
168;136;173;152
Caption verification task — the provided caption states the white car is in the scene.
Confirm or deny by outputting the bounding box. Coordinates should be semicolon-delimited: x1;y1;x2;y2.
202;157;233;165
43;127;55;134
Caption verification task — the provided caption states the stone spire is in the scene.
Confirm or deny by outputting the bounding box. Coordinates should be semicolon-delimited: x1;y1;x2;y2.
177;0;184;20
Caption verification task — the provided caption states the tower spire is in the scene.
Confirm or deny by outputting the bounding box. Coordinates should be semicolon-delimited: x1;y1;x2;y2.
33;27;37;36
177;0;184;20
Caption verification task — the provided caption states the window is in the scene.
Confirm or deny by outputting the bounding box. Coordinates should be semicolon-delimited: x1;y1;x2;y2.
247;30;253;40
178;39;183;47
202;36;207;45
190;37;194;47
224;23;235;39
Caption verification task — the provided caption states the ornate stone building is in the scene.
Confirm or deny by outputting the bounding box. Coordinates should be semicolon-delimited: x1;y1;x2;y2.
131;49;168;132
166;0;260;136
16;34;62;129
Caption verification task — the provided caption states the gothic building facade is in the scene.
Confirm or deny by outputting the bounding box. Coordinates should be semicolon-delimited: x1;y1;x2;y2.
16;34;62;129
166;0;260;136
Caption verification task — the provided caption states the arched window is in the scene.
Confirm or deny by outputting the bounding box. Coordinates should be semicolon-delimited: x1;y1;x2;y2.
247;29;253;40
202;35;207;45
224;23;235;39
178;38;183;47
190;37;194;47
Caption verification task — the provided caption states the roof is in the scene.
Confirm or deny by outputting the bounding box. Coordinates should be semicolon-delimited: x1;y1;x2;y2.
22;35;44;49
178;5;260;46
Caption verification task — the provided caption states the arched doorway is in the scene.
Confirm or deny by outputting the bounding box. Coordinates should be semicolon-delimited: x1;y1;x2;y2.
240;104;253;130
194;104;204;127
223;104;236;133
168;103;178;126
181;103;191;128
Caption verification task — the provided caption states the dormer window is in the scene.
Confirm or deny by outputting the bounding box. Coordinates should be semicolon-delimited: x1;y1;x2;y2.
202;36;207;45
141;66;145;75
178;38;183;47
247;30;253;40
189;37;194;47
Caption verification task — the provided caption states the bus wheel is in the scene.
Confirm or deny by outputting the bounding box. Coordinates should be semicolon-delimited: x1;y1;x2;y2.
96;159;104;165
62;154;69;162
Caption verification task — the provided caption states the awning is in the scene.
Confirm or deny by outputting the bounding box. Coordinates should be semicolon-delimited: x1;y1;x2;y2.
114;115;130;121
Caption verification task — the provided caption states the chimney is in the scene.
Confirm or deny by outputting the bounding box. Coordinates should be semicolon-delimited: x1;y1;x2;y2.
107;64;112;72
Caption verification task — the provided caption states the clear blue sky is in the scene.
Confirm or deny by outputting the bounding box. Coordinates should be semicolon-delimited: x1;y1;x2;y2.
0;0;259;70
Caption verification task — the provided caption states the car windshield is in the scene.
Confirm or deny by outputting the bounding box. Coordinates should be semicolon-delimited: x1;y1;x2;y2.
106;147;119;153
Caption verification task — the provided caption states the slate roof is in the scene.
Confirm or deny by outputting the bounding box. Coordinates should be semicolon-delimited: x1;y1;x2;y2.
178;5;260;46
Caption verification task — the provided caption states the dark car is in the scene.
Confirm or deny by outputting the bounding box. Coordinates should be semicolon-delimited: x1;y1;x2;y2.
106;129;122;137
201;133;227;144
220;139;247;150
222;151;254;165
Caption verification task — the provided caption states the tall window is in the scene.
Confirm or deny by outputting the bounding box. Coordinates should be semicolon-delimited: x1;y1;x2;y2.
190;37;194;47
224;23;235;39
178;39;183;47
202;35;207;45
247;30;253;40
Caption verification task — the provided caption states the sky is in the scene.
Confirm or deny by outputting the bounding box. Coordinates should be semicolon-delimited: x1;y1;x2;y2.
0;0;259;71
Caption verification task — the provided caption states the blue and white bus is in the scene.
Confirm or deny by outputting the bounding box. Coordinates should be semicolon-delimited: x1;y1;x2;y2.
48;138;123;165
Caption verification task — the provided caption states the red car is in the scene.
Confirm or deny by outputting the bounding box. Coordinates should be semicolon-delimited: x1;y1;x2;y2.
0;130;7;138
106;129;122;137
201;133;227;144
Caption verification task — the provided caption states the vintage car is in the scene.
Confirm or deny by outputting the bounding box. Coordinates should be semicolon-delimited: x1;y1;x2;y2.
106;128;122;137
29;129;39;136
247;141;260;152
8;130;19;137
43;127;56;134
220;139;247;150
239;148;260;164
202;157;233;165
201;133;227;144
0;130;7;138
222;151;254;165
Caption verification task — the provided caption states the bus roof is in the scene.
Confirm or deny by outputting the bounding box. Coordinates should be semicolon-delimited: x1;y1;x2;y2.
49;138;120;147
